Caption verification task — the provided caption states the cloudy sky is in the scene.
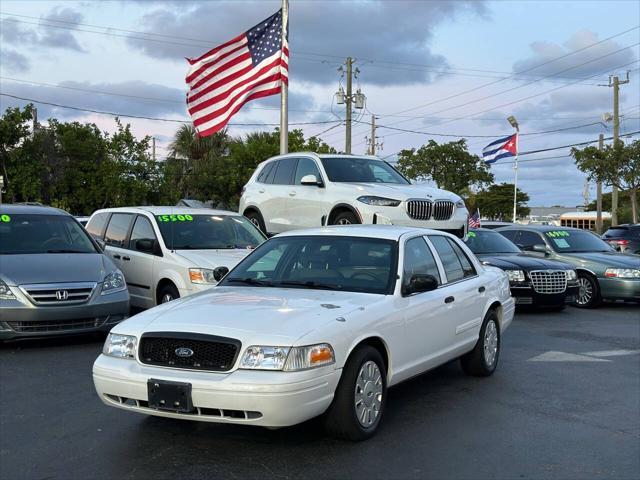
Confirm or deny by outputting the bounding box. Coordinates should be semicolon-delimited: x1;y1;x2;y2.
1;0;638;207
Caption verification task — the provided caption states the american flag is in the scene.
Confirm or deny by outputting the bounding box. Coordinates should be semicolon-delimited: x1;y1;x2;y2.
468;211;481;228
185;10;289;137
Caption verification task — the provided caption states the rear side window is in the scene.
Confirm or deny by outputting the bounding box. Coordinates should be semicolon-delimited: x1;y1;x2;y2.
257;162;275;184
86;212;110;239
272;158;297;185
429;235;466;283
104;213;133;248
446;238;476;277
498;230;518;242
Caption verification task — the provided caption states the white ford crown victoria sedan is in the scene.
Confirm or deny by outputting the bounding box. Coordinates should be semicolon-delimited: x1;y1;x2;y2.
93;226;514;440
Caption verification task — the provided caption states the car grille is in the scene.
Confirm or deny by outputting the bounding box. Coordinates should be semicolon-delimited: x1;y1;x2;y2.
139;333;241;372
406;200;455;221
20;282;96;305
529;270;567;294
7;316;110;333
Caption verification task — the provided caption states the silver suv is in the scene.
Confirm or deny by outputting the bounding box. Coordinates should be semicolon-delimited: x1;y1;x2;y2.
0;205;130;340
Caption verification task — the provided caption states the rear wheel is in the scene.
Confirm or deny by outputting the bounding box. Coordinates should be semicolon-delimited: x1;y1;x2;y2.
244;209;266;234
331;210;360;226
157;283;179;305
461;310;500;377
323;346;386;441
574;273;601;308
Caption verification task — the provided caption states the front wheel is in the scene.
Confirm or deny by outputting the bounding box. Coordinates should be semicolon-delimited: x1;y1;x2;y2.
157;283;179;305
323;346;386;441
574;273;601;308
244;209;267;235
460;310;500;377
331;210;360;226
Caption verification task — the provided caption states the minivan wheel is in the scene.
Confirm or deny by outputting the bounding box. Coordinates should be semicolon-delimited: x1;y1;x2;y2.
244;209;266;234
332;210;360;226
323;345;386;441
460;310;500;377
574;273;601;308
158;284;179;305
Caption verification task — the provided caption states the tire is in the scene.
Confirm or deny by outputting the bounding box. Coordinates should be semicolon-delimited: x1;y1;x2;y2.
244;209;266;234
323;346;386;441
460;310;500;377
157;283;179;305
574;273;601;309
331;210;360;226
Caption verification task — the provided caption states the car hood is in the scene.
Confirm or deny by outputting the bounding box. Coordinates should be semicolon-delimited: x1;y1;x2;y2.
347;183;460;202
559;251;640;268
175;249;253;269
475;253;571;270
113;286;382;346
0;253;112;286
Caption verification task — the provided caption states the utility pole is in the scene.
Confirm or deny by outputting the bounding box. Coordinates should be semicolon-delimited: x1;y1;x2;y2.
608;72;630;226
345;57;353;154
33;107;38;133
152;137;156;162
596;133;604;234
369;114;375;155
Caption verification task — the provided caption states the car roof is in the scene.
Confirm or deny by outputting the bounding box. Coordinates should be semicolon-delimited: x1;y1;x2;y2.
496;224;583;232
92;206;242;216
275;225;455;241
0;204;70;216
262;152;382;162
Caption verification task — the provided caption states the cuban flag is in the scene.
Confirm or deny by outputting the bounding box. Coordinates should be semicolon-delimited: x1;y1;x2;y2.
483;134;518;165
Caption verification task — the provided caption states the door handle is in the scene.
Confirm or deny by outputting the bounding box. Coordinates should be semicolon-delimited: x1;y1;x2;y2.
478;286;486;293
258;189;265;193
289;191;296;196
112;254;121;259
445;296;455;304
122;256;131;261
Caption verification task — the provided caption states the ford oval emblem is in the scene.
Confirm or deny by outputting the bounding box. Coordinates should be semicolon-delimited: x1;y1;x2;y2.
175;347;194;358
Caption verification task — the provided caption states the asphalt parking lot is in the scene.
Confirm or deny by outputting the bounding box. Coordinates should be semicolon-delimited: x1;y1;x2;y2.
1;305;638;480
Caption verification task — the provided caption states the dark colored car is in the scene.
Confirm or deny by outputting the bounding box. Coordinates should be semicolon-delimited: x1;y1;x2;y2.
602;224;640;255
465;229;578;308
497;225;640;308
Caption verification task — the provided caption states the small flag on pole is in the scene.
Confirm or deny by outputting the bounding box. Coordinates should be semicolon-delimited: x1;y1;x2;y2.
185;9;289;137
468;210;481;229
482;134;517;165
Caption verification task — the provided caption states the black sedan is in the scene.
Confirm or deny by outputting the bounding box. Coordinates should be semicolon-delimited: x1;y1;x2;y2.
466;228;579;308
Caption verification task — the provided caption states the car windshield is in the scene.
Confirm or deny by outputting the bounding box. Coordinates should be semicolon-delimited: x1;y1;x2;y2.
155;214;265;250
544;229;614;253
221;235;398;294
320;157;410;184
465;230;521;254
0;214;97;254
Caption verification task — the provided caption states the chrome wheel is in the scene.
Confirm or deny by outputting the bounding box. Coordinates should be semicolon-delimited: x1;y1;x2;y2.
576;277;593;305
336;218;352;225
483;320;498;368
249;217;260;229
354;360;383;428
160;293;175;304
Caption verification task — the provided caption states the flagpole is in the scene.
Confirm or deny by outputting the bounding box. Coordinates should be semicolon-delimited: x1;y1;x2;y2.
512;131;519;223
279;0;289;155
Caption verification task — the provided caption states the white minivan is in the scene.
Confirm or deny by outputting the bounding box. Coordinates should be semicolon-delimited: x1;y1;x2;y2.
86;207;266;308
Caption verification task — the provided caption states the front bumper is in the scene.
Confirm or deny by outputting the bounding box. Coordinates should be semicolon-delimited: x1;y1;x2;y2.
598;278;640;302
355;203;468;237
93;354;342;428
510;283;579;307
0;289;129;340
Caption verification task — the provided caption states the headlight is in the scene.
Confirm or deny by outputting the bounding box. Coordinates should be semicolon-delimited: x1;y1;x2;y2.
102;333;137;359
0;279;15;300
240;346;290;370
604;268;640;279
505;270;525;282
566;270;577;281
284;344;335;371
357;196;401;207
101;270;126;295
189;268;217;284
455;199;466;208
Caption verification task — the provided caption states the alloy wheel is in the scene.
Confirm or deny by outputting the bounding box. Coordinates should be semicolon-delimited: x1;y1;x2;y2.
160;293;175;304
576;277;593;305
336;218;352;225
354;360;383;428
483;320;498;368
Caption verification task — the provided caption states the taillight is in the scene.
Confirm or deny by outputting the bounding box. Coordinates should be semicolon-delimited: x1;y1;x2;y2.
612;240;629;245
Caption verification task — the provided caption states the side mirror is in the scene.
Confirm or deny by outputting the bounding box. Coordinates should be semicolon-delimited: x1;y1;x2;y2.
95;238;106;251
300;174;321;186
213;266;230;282
404;274;439;295
136;238;156;254
531;244;551;256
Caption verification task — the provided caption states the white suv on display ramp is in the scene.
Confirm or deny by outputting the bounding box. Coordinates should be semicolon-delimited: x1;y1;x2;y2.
239;153;469;237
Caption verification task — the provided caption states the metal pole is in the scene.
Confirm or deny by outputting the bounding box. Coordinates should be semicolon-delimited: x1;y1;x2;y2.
152;137;156;162
611;76;619;226
512;131;519;223
345;57;353;154
597;133;604;234
370;114;376;155
279;0;289;155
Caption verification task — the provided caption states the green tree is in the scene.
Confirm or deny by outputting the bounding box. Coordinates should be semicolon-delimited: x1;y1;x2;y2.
0;105;34;195
474;183;530;220
572;140;640;223
586;190;633;224
395;139;494;195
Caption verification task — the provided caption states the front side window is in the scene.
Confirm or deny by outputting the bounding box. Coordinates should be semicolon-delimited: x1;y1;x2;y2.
320;157;409;184
294;158;321;185
129;216;158;251
272;158;297;185
518;231;545;248
0;214;97;254
155;214;265;250
222;236;397;294
429;235;466;283
403;237;441;289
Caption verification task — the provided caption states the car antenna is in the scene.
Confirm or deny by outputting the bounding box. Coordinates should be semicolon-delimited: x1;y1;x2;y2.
170;207;175;253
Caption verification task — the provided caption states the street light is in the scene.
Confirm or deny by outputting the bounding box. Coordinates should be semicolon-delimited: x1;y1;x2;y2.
507;116;520;223
507;115;519;131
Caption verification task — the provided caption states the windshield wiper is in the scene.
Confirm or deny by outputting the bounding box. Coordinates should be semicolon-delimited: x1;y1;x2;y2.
224;277;274;286
275;280;343;291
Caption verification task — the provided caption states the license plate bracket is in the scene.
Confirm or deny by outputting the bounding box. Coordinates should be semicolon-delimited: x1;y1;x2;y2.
147;378;193;413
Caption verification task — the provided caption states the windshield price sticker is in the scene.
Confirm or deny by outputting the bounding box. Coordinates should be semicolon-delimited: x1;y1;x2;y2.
0;214;10;222
157;214;193;222
553;238;570;248
467;231;476;238
546;230;570;238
